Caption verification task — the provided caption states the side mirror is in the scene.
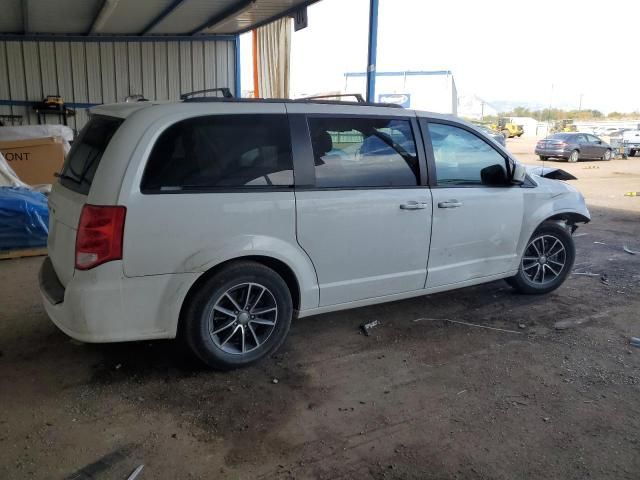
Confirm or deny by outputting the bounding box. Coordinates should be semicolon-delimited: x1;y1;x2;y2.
480;164;508;185
510;161;527;185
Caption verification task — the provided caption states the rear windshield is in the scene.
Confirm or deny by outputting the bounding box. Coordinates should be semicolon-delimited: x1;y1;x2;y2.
59;115;123;194
549;133;571;140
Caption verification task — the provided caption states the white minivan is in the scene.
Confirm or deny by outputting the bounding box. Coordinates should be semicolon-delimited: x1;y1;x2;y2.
39;93;590;369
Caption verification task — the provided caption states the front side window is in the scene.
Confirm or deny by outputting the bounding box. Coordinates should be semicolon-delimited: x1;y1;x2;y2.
428;123;508;186
141;114;293;192
307;116;419;188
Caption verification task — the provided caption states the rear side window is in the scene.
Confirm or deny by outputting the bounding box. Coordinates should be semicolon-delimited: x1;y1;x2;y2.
141;114;293;192
307;116;419;188
59;115;123;194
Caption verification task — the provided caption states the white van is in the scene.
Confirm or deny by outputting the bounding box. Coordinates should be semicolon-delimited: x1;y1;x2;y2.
39;93;590;369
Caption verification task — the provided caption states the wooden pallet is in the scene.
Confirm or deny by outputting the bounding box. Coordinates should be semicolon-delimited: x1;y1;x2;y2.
0;247;47;261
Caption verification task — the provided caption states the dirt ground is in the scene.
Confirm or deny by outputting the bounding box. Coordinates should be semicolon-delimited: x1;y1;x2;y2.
1;137;639;479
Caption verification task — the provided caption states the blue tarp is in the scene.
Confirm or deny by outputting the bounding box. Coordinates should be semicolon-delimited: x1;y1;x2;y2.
0;187;49;251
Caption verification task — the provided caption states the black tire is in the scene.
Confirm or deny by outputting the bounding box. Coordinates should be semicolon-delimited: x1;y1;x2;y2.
567;149;579;162
182;261;293;370
506;222;575;295
539;155;548;161
629;150;636;158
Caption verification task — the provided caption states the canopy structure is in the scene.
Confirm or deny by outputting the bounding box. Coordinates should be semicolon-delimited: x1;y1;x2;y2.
0;0;384;126
0;0;320;37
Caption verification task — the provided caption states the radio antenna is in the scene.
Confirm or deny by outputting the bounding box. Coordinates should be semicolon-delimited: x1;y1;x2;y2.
544;83;554;175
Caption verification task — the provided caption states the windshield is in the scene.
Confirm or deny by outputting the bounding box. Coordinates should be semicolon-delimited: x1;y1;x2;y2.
59;115;123;194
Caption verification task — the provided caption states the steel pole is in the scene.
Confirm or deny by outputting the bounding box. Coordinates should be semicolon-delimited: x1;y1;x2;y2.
366;0;379;103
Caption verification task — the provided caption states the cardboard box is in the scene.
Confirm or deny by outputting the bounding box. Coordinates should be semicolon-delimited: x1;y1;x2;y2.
0;137;65;185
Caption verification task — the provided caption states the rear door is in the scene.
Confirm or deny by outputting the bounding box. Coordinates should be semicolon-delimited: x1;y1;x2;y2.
421;118;524;288
47;115;123;285
289;104;432;306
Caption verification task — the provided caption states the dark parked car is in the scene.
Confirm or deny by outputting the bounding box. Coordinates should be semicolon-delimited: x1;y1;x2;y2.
535;133;612;162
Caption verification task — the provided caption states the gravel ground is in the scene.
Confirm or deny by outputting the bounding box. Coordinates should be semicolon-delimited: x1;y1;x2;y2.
1;137;639;479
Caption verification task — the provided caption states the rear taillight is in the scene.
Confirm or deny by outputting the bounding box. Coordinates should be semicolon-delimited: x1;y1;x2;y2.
75;205;126;270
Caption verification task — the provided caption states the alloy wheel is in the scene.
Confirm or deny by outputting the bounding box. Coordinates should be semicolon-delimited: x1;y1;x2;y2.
569;150;579;162
521;234;566;285
209;282;278;355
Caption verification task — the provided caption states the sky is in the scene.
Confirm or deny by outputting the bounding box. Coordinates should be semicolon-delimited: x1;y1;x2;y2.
242;0;640;113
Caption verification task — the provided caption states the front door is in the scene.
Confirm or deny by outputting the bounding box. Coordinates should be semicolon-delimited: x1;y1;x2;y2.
422;120;525;288
291;108;432;307
586;134;605;158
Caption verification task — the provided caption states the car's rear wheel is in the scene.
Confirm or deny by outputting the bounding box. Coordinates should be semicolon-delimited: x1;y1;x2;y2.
506;222;575;295
629;149;636;158
182;261;293;370
568;149;580;162
602;149;612;161
539;155;548;161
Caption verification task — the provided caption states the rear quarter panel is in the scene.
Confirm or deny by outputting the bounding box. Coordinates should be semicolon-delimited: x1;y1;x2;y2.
116;103;319;312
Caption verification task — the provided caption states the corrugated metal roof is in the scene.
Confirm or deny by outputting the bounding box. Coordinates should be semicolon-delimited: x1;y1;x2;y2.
0;0;319;37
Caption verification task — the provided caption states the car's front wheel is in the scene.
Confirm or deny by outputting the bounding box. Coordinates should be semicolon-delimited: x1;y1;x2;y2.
506;222;575;294
182;261;293;369
568;149;580;162
602;149;612;161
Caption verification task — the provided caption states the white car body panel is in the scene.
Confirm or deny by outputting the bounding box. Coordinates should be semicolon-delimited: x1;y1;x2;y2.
295;189;432;306
40;101;591;342
427;186;524;287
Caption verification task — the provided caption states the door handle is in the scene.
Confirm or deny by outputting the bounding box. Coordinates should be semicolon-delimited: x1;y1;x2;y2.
400;201;428;210
438;200;463;208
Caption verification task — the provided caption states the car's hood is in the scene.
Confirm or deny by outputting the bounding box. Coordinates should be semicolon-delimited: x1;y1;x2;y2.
526;165;577;181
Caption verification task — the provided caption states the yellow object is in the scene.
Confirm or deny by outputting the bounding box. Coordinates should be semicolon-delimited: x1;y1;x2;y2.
624;192;639;196
551;119;577;133
43;95;64;106
488;118;524;138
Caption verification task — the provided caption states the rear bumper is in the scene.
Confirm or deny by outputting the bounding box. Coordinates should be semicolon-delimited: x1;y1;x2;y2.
39;257;198;343
535;147;570;157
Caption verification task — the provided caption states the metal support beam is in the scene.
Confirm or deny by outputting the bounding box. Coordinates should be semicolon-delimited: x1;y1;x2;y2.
189;0;256;36
88;0;121;34
0;34;236;42
234;35;241;97
140;0;187;35
366;0;379;103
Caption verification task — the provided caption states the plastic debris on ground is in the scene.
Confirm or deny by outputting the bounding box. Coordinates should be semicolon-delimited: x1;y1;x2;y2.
623;245;639;255
630;337;640;348
361;320;380;336
0;187;49;251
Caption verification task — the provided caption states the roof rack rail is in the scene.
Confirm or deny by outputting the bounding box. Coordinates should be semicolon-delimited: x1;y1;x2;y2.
297;93;365;103
181;88;233;101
